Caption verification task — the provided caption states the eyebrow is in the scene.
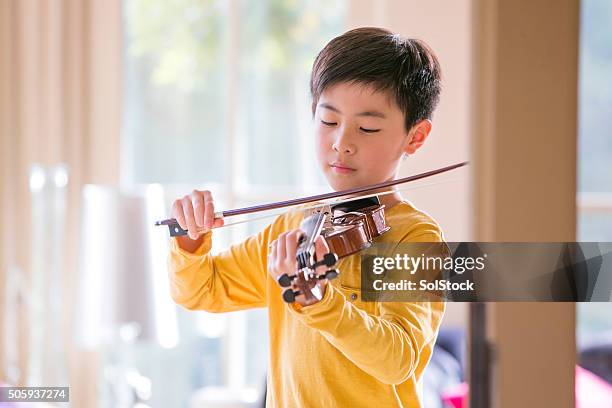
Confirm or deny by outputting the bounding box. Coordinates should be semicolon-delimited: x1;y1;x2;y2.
318;103;387;119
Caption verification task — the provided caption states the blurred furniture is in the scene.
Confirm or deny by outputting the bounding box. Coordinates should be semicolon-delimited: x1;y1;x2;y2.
189;386;260;408
441;366;612;408
27;165;70;387
579;330;612;384
75;185;178;407
423;328;465;408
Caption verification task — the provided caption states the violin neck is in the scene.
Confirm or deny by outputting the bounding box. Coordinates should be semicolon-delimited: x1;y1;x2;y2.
297;213;326;255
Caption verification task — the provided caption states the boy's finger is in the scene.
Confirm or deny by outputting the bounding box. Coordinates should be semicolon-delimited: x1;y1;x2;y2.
314;236;332;274
277;233;287;261
204;201;215;230
192;190;205;227
181;197;199;240
267;242;278;277
285;229;304;260
172;201;187;230
202;190;215;230
314;235;331;256
212;217;224;229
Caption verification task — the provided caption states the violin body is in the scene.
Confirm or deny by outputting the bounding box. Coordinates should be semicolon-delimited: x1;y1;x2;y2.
324;201;390;258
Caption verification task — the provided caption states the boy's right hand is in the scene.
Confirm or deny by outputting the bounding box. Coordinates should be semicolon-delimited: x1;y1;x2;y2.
171;190;224;241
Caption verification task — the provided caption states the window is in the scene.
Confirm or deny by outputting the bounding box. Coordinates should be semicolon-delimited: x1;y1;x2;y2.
576;0;612;346
122;0;345;406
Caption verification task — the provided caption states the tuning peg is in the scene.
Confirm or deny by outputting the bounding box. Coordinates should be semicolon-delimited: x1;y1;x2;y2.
324;269;339;280
282;289;300;303
317;269;339;280
312;252;338;269
277;273;295;288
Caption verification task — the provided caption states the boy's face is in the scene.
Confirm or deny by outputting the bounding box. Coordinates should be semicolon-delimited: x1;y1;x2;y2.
314;82;424;191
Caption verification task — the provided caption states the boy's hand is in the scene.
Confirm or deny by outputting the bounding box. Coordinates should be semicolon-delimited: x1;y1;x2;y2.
171;189;224;241
268;231;331;306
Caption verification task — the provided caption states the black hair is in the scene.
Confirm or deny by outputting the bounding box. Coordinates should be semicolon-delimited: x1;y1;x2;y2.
310;27;442;131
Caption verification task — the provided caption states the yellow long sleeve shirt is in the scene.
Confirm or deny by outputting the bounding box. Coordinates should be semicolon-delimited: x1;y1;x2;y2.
168;201;446;407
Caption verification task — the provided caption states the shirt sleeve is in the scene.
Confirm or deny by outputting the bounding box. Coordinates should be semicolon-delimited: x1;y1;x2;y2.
287;228;447;385
167;219;277;313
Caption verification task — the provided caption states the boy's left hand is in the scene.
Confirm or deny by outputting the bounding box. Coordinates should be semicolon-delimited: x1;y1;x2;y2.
267;230;331;306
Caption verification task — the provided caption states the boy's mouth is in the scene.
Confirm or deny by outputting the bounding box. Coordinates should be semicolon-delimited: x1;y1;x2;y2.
330;162;356;174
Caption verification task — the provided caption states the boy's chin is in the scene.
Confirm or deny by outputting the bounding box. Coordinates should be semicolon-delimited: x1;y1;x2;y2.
326;174;367;192
325;172;394;192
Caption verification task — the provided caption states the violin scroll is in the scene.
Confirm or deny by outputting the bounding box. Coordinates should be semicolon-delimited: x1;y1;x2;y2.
277;252;338;288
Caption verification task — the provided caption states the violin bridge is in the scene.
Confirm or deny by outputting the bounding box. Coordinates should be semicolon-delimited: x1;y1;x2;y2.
303;203;332;218
303;204;334;234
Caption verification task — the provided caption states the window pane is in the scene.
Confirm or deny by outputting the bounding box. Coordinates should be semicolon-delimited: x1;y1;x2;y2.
578;212;612;242
577;0;612;194
576;0;612;356
123;0;229;184
123;0;344;188
236;0;345;188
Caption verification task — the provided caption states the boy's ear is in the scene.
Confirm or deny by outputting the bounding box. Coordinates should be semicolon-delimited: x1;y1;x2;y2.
404;119;432;155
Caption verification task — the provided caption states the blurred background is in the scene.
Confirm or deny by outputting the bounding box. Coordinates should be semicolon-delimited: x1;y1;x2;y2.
0;0;610;407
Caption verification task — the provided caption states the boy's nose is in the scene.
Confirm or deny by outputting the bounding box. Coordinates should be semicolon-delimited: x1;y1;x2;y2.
332;131;356;154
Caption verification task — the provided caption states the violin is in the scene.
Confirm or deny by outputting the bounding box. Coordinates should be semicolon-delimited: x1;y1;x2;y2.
156;161;468;303
278;196;390;304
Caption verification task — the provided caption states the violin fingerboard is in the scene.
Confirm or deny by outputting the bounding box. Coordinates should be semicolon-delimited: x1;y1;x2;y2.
298;213;326;253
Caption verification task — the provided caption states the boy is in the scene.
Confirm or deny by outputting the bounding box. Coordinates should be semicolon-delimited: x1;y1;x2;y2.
168;27;445;407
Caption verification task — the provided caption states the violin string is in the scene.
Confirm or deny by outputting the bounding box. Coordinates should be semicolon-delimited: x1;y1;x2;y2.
214;177;464;229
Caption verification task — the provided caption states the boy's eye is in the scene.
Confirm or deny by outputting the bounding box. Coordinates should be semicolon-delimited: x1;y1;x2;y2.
321;120;337;126
360;127;381;133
